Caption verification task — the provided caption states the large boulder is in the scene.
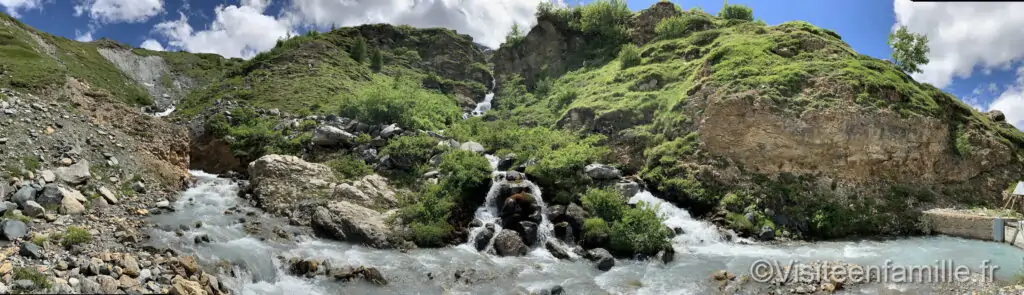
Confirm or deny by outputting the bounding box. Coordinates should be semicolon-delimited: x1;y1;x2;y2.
58;187;87;215
247;155;334;216
493;229;528;257
585;248;615;271
310;201;394;248
11;186;36;207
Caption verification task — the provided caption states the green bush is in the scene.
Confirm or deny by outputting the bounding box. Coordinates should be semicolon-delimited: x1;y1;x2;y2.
576;0;632;45
527;136;609;204
337;77;460;131
437;150;492;201
325;153;374;180
370;48;383;72
351;37;367;63
409;220;451;247
609;203;671;256
204;108;309;159
582;217;611;244
655;14;715;40
619;43;641;69
719;4;753;21
399;184;455;246
62;226;93;247
380;133;441;171
581;188;627;221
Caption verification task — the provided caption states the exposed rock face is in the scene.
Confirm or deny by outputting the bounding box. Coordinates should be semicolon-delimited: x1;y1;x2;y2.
698;97;1019;201
629;1;682;45
96;47;197;111
332;174;399;208
493;15;588;91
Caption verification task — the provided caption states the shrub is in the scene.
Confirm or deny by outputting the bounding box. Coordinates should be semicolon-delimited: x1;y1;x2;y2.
325;153;374;180
398;184;455;246
609;203;671;256
204;108;308;159
370;48;383;72
380;134;441;171
719;4;753;21
655;14;715;40
527;137;609;204
351;37;367;63
619;43;641;69
437;150;492;203
576;0;632;45
581;188;627;221
582;217;611;245
338;77;461;131
409;220;451;247
62;226;93;247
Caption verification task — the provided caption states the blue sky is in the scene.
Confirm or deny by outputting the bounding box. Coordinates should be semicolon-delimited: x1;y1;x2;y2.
4;0;1023;123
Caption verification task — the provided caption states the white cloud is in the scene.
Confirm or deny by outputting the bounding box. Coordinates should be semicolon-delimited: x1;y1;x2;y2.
282;0;562;48
988;67;1024;129
74;0;164;23
153;4;295;59
0;0;43;18
893;0;1024;89
140;39;164;51
74;29;93;42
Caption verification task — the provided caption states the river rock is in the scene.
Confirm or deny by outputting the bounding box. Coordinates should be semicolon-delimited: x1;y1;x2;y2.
584;163;621;180
312;125;355;147
459;141;485;154
169;276;205;295
58;187;87;215
248;154;334;216
39;170;56;183
493;229;528;257
98;186;119;204
331;266;388;286
18;242;42;258
54;160;91;184
585;248;615;271
545;241;572;260
474;224;495;251
310;201;394;248
21;201;43;217
11;186;36;207
657;246;676;264
758;226;775;241
1;220;28;240
497;153;516;171
515;221;539;246
36;183;61;205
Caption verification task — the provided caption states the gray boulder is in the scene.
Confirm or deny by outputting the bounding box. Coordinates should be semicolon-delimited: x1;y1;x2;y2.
1;220;28;241
55;160;91;184
459;141;486;154
584;163;621;180
585;248;615;271
312;125;355;146
493;229;528;257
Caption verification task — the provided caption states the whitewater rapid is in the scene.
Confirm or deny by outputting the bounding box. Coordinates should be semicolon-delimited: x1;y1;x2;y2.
145;171;1024;295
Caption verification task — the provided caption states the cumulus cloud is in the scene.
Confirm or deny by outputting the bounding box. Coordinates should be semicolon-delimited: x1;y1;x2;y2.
282;0;562;48
893;0;1024;89
140;39;164;51
74;29;93;42
148;0;562;60
988;67;1024;129
0;0;44;18
74;0;164;23
153;3;294;58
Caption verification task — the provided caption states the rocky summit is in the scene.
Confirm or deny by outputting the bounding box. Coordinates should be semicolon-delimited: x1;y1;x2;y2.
0;1;1023;295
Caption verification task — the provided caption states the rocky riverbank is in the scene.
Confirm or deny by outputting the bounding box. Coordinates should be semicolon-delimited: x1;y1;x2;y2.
0;86;231;293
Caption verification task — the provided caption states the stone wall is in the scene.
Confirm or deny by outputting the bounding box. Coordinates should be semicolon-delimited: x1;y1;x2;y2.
921;209;1024;250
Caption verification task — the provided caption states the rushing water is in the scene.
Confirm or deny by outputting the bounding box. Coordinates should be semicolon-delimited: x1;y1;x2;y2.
146;171;1024;295
463;77;498;119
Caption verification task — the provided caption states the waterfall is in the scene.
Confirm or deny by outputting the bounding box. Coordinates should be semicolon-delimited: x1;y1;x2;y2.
464;168;555;254
463;76;497;119
628;191;729;246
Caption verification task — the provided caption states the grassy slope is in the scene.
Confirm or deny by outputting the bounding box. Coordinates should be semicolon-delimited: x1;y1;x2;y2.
0;13;231;106
174;25;491;119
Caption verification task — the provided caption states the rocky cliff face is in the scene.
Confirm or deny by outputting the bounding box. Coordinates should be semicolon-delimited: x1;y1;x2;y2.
491;3;1024;239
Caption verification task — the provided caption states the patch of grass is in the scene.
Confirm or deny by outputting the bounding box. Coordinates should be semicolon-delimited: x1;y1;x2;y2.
29;233;47;245
3;210;31;223
12;267;50;290
61;226;93;247
325;153;374;180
